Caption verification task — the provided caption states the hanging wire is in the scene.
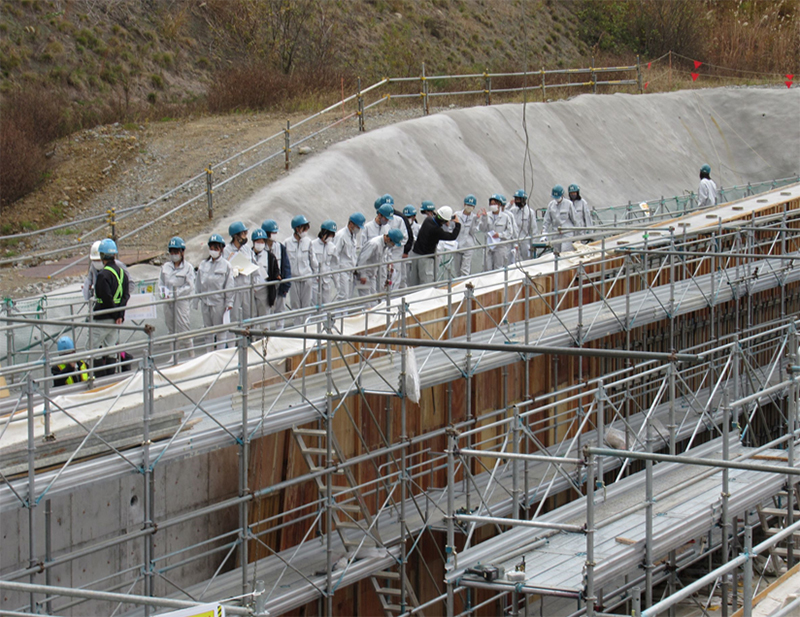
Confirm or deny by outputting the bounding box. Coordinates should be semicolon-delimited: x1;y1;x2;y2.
521;0;535;198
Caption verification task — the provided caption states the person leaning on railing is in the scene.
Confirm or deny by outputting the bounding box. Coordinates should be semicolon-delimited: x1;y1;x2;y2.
92;238;131;377
408;205;461;286
51;336;89;387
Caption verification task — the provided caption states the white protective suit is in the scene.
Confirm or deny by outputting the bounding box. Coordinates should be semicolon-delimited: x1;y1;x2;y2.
362;218;386;248
284;233;318;325
159;259;196;359
571;198;593;243
251;246;272;318
194;255;235;350
510;203;537;262
542;198;578;254
698;177;718;208
357;235;392;300
311;237;337;306
454;209;481;277
332;226;360;301
386;212;409;289
480;208;517;271
223;243;254;321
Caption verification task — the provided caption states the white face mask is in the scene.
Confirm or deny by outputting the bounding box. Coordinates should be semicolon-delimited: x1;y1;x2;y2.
253;241;265;253
92;261;103;271
490;205;499;214
209;249;221;259
170;253;182;264
299;230;308;239
464;206;474;215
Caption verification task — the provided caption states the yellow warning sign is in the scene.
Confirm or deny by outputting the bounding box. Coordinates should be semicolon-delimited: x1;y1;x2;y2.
160;603;225;617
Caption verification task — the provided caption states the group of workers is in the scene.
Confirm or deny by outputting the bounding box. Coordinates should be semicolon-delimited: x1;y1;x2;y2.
53;165;718;385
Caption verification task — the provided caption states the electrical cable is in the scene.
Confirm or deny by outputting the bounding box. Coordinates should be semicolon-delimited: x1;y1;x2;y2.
521;0;534;199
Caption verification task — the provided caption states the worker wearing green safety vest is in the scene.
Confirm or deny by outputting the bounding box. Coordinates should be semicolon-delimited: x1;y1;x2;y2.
93;238;130;376
52;335;89;387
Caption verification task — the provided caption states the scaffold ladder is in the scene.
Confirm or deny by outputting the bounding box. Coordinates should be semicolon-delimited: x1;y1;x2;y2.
292;426;382;550
370;568;425;616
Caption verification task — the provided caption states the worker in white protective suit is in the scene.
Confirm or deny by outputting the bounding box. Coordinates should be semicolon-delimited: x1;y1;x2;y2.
194;234;235;351
284;214;318;325
223;221;254;322
569;183;594;244
479;193;517;271
159;236;195;361
454;194;481;277
251;228;279;319
362;203;395;248
380;197;412;290
83;239;136;302
510;189;537;262
356;229;404;301
311;220;339;306
261;219;291;329
698;164;718;208
541;185;578;255
332;212;365;302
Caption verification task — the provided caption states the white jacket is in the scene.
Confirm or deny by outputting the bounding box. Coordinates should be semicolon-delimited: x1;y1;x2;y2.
284;234;318;279
159;260;195;299
194;256;235;309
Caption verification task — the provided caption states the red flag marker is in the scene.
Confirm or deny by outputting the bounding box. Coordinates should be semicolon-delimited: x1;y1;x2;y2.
644;81;649;89
647;62;651;69
787;74;794;80
691;72;699;81
786;81;793;89
694;60;702;69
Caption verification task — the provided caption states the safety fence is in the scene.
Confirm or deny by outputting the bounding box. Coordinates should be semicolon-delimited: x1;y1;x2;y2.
1;188;799;616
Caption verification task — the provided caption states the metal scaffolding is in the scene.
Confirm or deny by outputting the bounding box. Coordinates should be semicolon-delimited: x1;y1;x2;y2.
1;183;799;616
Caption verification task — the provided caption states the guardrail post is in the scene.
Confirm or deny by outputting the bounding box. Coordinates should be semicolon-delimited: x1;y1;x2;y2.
541;67;546;101
636;55;643;93
484;70;491;105
421;62;429;115
284;121;291;171
591;56;597;94
108;207;117;241
206;166;213;220
5;300;15;380
357;77;365;132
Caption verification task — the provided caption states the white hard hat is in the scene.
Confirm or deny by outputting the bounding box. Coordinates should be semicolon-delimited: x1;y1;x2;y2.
436;205;453;221
90;240;102;261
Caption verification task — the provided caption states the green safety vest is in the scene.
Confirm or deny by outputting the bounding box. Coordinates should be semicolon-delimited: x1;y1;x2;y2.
57;361;89;385
97;264;124;305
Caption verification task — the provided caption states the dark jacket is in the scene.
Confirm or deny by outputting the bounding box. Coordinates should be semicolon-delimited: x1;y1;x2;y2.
52;360;89;387
94;262;131;321
395;208;414;255
266;249;280;307
278;242;292;297
412;217;461;256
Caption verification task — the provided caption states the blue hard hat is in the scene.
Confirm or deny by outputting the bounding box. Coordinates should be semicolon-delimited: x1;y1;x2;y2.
321;220;337;233
98;238;118;256
568;184;580;194
168;236;185;250
514;189;528;199
551;185;565;199
261;219;279;234
57;335;75;352
464;194;477;207
403;205;417;217
228;221;247;237
387;228;403;246
291;214;310;229
252;228;267;241
374;196;384;210
421;200;435;212
489;193;504;204
208;233;226;246
349;212;366;228
377;203;394;220
700;164;711;175
382;193;394;206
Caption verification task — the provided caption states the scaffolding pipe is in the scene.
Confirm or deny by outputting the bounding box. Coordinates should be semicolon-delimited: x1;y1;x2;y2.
248;330;700;362
457;449;583;466
0;580;252;615
587;448;800;475
455;514;584;533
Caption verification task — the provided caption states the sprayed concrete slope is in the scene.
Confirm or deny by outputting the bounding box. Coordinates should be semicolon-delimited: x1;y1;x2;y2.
187;87;799;258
